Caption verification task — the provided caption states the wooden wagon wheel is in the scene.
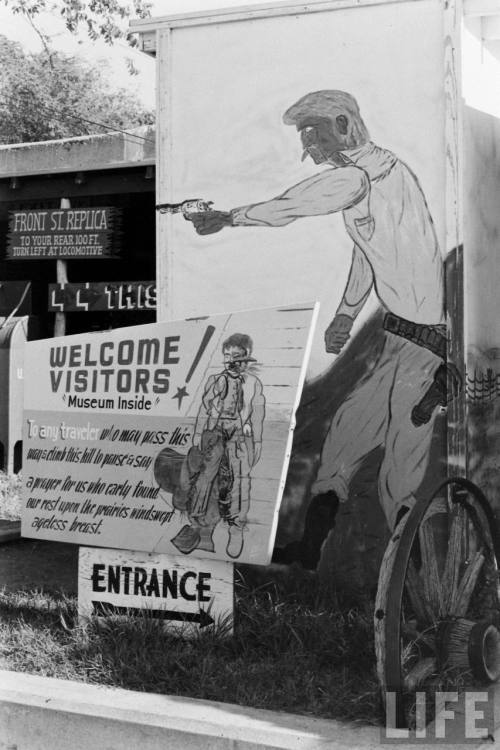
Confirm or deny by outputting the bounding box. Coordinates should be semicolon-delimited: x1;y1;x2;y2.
375;478;500;729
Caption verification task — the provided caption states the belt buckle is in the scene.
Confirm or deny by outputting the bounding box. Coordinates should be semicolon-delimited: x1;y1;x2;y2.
385;312;398;333
401;321;413;338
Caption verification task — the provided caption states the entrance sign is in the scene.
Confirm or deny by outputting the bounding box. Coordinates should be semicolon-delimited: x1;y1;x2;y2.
21;303;318;564
6;207;122;259
48;281;156;312
79;547;233;634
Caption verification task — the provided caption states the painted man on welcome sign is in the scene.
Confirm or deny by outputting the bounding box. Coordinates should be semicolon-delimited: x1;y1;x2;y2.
188;90;456;568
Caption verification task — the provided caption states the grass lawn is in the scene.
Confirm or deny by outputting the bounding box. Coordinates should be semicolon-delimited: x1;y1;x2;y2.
0;471;382;724
0;472;22;520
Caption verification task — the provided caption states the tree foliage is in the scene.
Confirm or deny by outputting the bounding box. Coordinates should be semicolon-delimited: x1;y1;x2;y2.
0;35;155;144
2;0;152;46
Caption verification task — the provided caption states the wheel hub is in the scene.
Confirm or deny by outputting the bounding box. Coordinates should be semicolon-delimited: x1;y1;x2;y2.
440;618;500;683
468;622;500;683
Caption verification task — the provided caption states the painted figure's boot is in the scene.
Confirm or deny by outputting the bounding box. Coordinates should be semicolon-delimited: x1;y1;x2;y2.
394;505;410;529
171;524;201;554
299;491;339;569
411;364;447;426
197;525;216;553
273;491;339;570
226;524;244;559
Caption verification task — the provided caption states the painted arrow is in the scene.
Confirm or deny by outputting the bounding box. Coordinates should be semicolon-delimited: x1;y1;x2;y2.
91;600;215;628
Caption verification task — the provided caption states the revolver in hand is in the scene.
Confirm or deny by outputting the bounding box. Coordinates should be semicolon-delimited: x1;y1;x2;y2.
155;199;214;218
155;199;232;235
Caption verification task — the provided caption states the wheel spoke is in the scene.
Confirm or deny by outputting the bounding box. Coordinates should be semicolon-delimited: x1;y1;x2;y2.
450;551;485;617
375;478;500;731
404;657;437;692
405;561;434;624
441;507;463;613
422;496;448;521
418;521;443;618
463;511;480;566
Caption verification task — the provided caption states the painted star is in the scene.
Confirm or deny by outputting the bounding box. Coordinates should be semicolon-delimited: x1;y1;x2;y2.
172;385;189;409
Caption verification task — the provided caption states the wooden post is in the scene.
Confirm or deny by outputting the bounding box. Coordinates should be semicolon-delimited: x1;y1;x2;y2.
54;198;70;337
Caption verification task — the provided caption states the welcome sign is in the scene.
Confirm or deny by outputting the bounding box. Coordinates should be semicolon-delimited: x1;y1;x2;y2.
21;304;317;564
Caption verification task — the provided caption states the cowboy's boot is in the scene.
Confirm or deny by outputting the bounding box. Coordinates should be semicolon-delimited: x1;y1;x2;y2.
171;524;201;554
226;524;244;559
197;525;216;553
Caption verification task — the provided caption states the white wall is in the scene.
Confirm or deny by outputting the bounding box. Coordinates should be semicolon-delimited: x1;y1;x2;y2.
462;17;500;497
463;17;500;357
157;0;447;379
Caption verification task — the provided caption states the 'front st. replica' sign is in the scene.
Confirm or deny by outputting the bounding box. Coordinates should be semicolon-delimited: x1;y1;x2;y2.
21;304;317;564
7;207;122;259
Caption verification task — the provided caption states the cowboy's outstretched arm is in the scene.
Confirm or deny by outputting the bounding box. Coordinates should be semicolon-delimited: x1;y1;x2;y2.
189;166;369;233
233;166;369;226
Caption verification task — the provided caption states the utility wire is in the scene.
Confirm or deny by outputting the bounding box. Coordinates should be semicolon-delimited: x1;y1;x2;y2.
0;96;153;147
0;92;155;145
17;93;155;143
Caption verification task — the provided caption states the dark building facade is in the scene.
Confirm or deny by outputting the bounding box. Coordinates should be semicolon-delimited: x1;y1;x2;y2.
0;127;157;339
0;128;157;472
